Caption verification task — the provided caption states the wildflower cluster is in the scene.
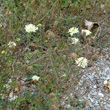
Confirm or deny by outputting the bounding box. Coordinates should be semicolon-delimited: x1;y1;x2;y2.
68;27;92;68
8;41;16;48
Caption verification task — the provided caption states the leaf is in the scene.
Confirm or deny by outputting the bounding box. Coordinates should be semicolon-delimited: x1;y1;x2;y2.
103;82;110;90
37;24;42;27
27;76;33;81
84;20;94;30
82;20;99;31
33;37;39;42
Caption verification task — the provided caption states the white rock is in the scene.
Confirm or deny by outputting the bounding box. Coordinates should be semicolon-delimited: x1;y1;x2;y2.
93;85;97;89
98;93;104;98
104;80;107;85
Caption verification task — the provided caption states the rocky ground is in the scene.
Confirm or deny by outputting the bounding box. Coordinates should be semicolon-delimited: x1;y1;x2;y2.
60;2;110;109
76;48;110;110
60;8;110;109
60;46;110;110
60;31;110;110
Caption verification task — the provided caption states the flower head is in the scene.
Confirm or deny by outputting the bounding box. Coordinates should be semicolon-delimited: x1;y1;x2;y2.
81;29;92;36
62;74;67;77
8;41;16;48
4;84;10;89
68;27;79;36
71;38;79;44
75;57;88;68
25;24;38;33
1;50;5;54
32;75;40;81
100;4;104;9
37;24;42;27
0;24;2;28
16;38;20;42
9;91;18;101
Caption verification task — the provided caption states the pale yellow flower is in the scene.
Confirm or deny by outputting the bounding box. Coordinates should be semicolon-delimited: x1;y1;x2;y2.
62;74;67;77
68;27;79;36
85;20;94;30
81;29;92;36
16;38;20;42
1;50;5;54
0;24;2;28
76;57;88;68
8;41;16;48
25;24;38;33
32;75;40;81
9;91;18;101
71;38;79;44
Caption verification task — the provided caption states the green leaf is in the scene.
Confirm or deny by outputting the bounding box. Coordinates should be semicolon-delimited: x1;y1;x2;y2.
33;37;39;42
37;24;42;27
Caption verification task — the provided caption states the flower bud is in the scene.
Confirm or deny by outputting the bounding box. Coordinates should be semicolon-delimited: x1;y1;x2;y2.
49;93;56;98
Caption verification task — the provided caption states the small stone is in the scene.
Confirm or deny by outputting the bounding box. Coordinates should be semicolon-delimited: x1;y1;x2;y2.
93;85;97;89
104;80;107;85
107;104;110;108
94;103;99;107
98;93;104;98
88;100;94;107
91;92;97;96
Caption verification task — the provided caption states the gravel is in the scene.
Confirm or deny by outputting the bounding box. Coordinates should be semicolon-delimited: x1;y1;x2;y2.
61;48;110;110
75;48;110;110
